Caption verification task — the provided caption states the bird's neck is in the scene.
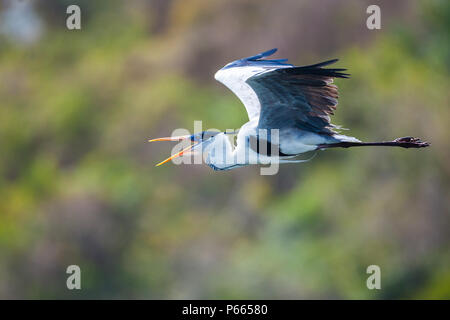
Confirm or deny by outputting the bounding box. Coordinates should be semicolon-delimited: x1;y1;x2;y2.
205;133;243;170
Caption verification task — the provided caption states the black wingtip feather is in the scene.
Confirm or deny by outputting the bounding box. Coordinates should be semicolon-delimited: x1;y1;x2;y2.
284;59;351;78
301;59;339;69
283;66;351;79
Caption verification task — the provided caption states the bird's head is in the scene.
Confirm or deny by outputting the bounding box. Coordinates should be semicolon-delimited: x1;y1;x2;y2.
149;131;226;167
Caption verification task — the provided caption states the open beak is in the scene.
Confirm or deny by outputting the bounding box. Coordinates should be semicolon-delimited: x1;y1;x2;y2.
149;134;198;167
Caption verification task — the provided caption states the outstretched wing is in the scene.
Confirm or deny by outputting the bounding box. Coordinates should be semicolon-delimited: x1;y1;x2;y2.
214;48;292;121
246;59;349;134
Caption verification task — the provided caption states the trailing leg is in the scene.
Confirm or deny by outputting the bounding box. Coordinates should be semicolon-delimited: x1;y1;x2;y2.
317;136;430;150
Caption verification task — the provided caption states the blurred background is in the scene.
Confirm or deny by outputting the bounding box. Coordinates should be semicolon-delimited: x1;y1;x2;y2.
0;0;449;299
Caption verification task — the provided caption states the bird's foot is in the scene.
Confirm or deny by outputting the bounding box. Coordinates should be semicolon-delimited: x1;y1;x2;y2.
393;136;430;148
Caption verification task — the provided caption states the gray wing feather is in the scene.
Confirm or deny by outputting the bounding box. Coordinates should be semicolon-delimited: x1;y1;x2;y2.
246;60;349;134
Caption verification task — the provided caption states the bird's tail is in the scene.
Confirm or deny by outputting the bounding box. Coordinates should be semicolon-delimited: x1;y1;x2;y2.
317;136;430;150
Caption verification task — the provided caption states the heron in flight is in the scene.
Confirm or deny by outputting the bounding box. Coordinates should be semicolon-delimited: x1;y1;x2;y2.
150;48;429;170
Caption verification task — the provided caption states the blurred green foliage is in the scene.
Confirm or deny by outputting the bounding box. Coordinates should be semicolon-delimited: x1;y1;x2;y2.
0;0;449;299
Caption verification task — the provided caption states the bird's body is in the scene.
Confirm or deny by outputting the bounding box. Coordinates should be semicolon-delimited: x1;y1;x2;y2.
150;49;429;170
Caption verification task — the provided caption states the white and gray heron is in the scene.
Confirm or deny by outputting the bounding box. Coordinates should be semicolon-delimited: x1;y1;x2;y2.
150;48;429;170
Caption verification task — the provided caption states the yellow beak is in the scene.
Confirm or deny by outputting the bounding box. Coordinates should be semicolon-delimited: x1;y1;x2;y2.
154;143;198;167
149;134;197;167
148;135;191;142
